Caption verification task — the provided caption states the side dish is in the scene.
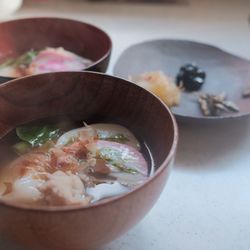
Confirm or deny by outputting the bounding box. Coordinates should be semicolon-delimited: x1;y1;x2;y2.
129;64;240;117
0;123;150;207
129;71;181;108
0;47;92;78
176;63;206;91
197;92;239;116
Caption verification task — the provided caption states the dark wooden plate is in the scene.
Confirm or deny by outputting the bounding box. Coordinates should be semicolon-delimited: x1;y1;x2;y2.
113;39;250;121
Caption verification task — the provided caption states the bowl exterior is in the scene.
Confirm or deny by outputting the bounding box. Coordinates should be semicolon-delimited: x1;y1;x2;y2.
0;17;112;84
0;71;177;249
0;158;173;249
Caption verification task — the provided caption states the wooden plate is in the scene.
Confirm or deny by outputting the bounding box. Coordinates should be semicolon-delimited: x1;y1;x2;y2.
114;39;250;121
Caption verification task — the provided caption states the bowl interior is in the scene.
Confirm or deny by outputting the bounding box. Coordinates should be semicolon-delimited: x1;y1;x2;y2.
0;71;176;173
0;18;112;74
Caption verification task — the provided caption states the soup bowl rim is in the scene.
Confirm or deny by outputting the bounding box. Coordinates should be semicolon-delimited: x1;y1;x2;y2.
0;71;178;212
0;16;112;80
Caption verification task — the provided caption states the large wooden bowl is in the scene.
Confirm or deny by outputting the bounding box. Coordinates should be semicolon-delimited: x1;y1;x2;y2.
0;72;178;250
0;17;112;83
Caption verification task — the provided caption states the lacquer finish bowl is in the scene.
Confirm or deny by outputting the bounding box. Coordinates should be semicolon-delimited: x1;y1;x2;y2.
0;71;178;250
0;17;112;83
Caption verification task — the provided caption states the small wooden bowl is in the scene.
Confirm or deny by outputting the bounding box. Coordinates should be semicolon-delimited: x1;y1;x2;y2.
0;17;112;83
0;72;178;250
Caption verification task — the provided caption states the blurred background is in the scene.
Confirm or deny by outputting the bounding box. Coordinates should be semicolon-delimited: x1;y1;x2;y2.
1;0;248;75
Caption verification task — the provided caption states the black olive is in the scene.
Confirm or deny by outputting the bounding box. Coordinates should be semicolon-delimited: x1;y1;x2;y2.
176;63;206;91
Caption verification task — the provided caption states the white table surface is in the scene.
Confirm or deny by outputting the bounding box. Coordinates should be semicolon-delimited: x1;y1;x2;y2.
1;0;250;249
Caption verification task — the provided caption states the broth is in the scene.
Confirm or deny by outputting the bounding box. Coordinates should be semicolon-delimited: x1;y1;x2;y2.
0;119;153;207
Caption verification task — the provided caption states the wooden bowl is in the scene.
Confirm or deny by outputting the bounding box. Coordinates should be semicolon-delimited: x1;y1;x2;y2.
0;72;178;250
0;17;112;84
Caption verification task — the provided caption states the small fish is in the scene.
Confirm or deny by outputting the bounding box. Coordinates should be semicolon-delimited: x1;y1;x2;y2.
197;92;239;116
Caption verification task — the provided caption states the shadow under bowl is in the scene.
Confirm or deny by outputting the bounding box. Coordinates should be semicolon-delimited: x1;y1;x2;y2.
0;71;178;250
0;17;112;84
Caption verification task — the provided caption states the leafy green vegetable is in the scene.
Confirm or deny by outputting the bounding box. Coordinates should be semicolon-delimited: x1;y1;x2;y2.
97;132;129;143
0;58;15;69
13;49;39;68
0;49;39;69
97;147;138;174
98;147;121;161
111;162;138;174
16;125;60;147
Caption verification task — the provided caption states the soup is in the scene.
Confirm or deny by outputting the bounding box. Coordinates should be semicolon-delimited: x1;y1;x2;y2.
0;121;152;207
0;47;92;78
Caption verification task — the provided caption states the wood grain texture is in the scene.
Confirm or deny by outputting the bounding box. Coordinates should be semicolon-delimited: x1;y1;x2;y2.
114;39;250;121
0;71;178;250
0;17;112;83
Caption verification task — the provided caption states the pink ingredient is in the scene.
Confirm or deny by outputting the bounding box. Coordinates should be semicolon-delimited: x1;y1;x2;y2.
87;140;148;176
26;47;92;74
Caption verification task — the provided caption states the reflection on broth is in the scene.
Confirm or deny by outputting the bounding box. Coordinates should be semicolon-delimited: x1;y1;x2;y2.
0;121;152;207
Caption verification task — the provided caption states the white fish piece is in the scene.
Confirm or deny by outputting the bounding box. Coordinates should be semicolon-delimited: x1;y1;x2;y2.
56;125;95;148
3;175;44;204
39;171;89;206
111;172;147;188
56;123;140;150
56;127;84;147
87;182;129;202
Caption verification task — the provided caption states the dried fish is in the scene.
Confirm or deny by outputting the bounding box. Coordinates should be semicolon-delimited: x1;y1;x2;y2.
198;96;210;116
206;95;218;116
197;92;239;117
212;92;226;103
223;101;240;112
214;103;227;111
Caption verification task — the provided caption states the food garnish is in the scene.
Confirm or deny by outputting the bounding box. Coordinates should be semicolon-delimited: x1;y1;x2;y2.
16;125;60;148
97;132;129;143
129;71;181;108
0;47;92;78
176;63;206;91
0;49;39;70
197;92;239;116
0;123;150;207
